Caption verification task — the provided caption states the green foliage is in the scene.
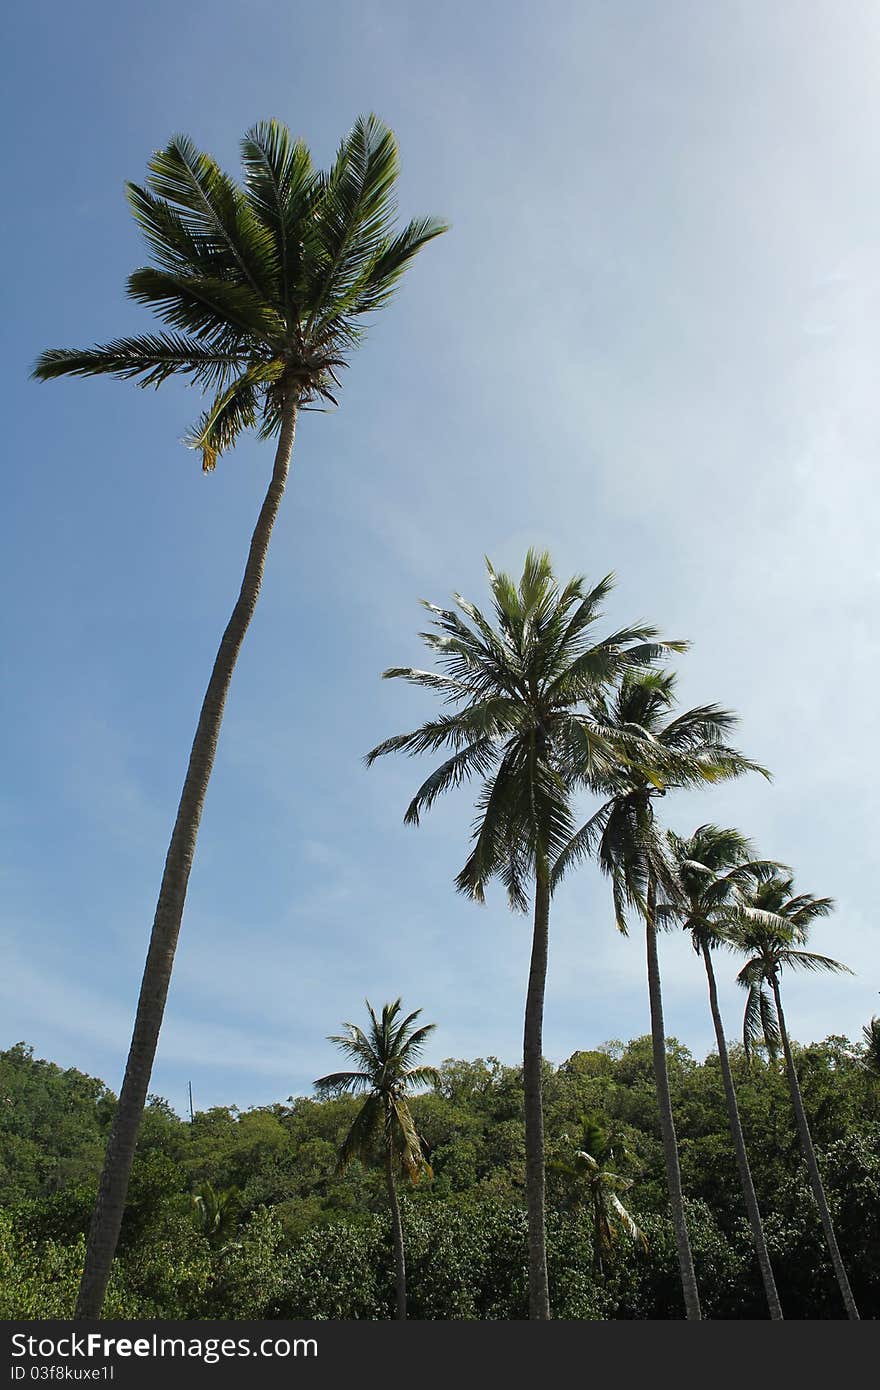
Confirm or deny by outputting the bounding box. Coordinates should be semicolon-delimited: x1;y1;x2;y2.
3;1040;878;1318
861;1018;880;1078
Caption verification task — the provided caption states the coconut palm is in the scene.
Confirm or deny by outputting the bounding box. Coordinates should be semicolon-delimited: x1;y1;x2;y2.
366;551;684;1318
554;672;766;1320
664;824;784;1318
190;1181;241;1247
33;115;446;1319
550;1116;647;1276
315;999;438;1320
862;1016;880;1078
733;875;859;1319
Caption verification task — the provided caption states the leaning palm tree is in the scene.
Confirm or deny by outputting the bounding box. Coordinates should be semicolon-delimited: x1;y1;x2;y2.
664;824;784;1318
315;999;438;1320
550;1116;647;1276
732;875;859;1319
33;116;446;1318
554;672;766;1320
366;552;684;1318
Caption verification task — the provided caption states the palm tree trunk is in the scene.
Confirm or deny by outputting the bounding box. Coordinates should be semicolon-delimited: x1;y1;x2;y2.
74;399;298;1319
385;1147;407;1320
523;852;551;1319
701;943;782;1319
770;975;859;1319
645;875;701;1320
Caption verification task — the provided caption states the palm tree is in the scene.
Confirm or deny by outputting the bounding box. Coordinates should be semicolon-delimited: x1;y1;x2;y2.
862;1015;880;1078
664;824;784;1318
554;671;765;1320
732;875;859;1319
366;551;683;1318
315;999;438;1320
550;1115;647;1276
33;116;446;1318
190;1181;241;1247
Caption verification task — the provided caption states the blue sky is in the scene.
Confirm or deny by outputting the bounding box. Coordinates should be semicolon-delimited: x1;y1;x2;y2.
3;1;879;1114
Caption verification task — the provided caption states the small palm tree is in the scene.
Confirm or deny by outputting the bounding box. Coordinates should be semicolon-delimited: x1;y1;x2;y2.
733;875;859;1319
366;552;683;1318
664;824;784;1318
555;672;766;1320
862;1015;880;1078
34;116;446;1319
551;1116;647;1276
315;999;438;1320
190;1181;241;1247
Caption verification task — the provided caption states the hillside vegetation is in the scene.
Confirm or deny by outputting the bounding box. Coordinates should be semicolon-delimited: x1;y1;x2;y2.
3;1037;877;1319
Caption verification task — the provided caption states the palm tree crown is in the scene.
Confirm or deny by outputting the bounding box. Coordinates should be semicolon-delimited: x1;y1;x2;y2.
367;552;684;908
551;1116;647;1273
33;115;447;470
315;999;438;1182
862;1016;880;1078
731;875;850;1058
553;672;767;926
663;824;782;952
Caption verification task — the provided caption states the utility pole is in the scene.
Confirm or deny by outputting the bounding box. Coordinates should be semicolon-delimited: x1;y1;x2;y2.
188;1080;194;1125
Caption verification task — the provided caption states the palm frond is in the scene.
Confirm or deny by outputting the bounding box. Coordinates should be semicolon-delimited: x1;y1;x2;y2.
126;266;279;345
313;1069;372;1097
304;115;403;325
455;744;531;908
336;1092;383;1173
240;120;317;313
381;667;473;702
32;335;246;389
403;738;501;826
184;358;283;471
785;950;852;976
862;1017;880;1077
336;214;448;320
145;135;277;301
550;799;614;891
742;982;766;1059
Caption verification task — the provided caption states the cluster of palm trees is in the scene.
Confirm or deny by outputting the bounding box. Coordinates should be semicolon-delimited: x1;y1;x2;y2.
32;113;860;1322
361;552;860;1320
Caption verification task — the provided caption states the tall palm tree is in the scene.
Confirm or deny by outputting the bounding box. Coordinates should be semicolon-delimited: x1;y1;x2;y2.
554;672;765;1320
550;1115;647;1276
732;875;859;1319
315;999;438;1320
33;115;446;1318
366;551;683;1318
664;824;784;1318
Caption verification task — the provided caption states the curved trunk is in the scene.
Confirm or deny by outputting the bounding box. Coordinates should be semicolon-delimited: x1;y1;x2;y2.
701;943;782;1319
523;853;551;1319
385;1147;407;1320
771;976;859;1320
645;876;701;1319
75;401;298;1319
